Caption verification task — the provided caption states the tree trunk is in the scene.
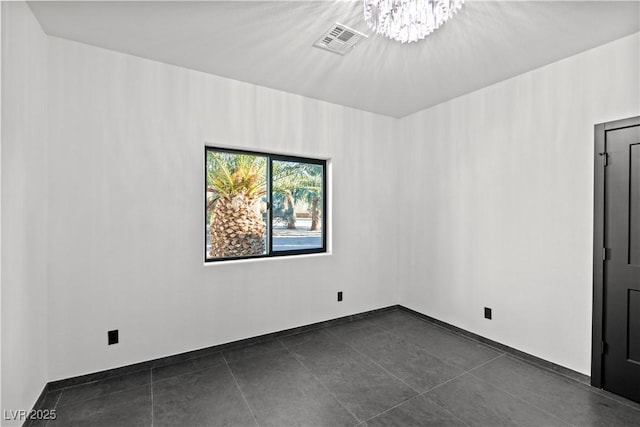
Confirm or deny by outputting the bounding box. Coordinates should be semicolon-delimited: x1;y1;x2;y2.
285;193;297;230
310;197;320;231
209;194;265;258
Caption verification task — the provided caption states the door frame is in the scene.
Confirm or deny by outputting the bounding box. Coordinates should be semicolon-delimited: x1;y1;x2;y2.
591;115;640;388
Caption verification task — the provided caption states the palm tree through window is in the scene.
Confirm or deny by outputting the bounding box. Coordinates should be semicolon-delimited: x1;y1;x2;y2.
205;148;326;261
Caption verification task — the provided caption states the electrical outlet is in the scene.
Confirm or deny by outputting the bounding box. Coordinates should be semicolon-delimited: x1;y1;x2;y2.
484;307;492;320
337;291;343;302
108;329;119;345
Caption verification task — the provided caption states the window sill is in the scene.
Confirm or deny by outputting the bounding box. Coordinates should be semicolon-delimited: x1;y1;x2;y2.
203;251;332;267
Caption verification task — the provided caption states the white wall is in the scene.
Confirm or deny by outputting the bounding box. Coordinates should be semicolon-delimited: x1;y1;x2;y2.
46;36;400;381
399;33;640;375
1;2;49;425
3;1;638;395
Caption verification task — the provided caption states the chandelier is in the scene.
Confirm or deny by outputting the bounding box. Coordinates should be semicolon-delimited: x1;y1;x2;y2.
363;0;464;43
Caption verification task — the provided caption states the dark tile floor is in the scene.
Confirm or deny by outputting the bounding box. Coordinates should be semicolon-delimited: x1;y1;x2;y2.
29;309;640;426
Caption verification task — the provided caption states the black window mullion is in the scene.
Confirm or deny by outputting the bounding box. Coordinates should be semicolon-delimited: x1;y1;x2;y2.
267;156;273;255
322;162;327;252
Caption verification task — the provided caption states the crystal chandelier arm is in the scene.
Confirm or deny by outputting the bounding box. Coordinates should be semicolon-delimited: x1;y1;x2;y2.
364;0;464;43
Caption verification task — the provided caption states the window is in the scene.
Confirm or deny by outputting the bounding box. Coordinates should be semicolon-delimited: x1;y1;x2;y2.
205;147;327;261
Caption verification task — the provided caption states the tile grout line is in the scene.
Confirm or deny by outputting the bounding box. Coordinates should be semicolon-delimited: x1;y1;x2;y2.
354;324;477;374
419;394;472;427
467;353;579;426
405;364;483;427
278;337;362;425
223;341;288;364
406;311;593;387
426;399;473;427
324;327;421;394
466;371;577;427
363;389;472;427
278;327;349;351
53;388;64;409
152;355;226;384
43;391;64;427
51;368;154;408
150;368;154;427
411;354;510;427
419;353;506;396
153;345;291;385
286;313;493;426
360;393;425;425
359;359;474;427
54;379;152;409
378;312;569;383
157;368;196;384
221;353;260;427
377;317;500;373
468;352;608;426
401;310;616;408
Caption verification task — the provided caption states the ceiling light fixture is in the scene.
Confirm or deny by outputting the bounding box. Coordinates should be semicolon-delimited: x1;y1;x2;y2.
363;0;464;43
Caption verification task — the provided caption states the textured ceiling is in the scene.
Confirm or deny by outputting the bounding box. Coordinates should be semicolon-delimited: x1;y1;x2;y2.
28;1;640;118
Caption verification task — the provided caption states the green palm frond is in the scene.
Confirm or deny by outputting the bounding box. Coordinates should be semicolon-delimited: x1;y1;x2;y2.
207;152;266;198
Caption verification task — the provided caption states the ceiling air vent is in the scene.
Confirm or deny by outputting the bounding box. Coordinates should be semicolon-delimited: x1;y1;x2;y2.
314;23;368;56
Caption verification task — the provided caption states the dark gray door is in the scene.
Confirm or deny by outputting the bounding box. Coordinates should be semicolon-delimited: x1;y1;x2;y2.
603;122;640;402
